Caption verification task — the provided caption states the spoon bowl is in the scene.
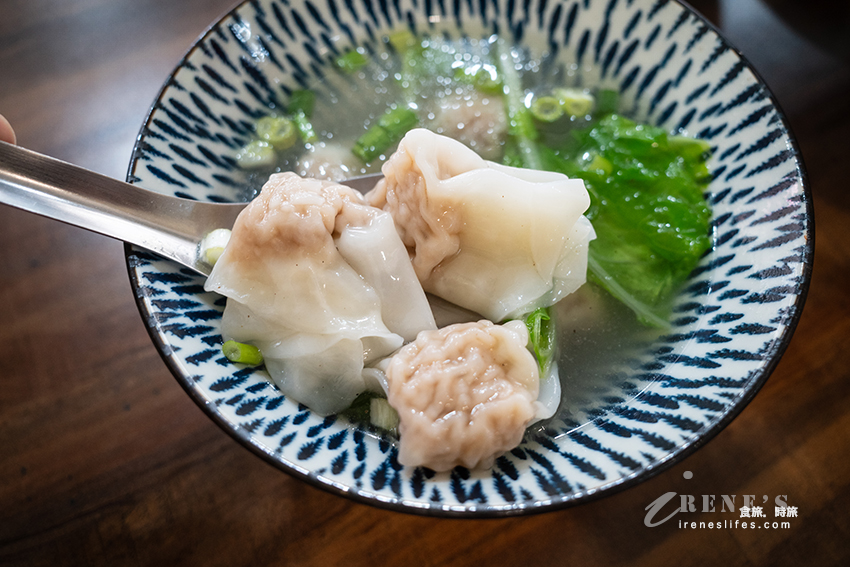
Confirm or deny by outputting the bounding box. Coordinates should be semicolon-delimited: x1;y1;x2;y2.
0;141;381;275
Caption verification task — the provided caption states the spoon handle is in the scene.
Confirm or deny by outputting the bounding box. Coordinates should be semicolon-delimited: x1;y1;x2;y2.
0;141;245;275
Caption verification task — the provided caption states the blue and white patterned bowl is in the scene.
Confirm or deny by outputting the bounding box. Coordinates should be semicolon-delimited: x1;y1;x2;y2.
126;0;813;516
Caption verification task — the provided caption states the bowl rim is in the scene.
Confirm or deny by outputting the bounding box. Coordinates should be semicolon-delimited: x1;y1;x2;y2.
123;0;815;517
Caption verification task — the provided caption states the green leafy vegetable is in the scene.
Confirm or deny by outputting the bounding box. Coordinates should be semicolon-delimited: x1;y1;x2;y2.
541;113;713;326
524;307;556;374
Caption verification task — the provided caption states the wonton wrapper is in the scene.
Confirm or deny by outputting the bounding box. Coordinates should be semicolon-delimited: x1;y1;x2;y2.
205;172;435;415
368;128;595;322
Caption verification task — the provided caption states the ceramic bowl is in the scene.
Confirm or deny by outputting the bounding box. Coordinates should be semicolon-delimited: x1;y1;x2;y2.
126;0;813;516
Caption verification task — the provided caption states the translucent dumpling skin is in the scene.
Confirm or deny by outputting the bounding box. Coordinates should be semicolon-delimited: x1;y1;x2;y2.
429;85;506;160
295;141;370;182
205;172;435;415
386;320;541;471
367;128;596;322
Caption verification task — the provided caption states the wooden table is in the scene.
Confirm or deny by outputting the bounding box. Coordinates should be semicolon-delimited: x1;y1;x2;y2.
1;0;848;565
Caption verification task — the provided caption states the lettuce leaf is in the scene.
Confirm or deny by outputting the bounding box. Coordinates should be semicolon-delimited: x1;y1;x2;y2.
541;114;713;326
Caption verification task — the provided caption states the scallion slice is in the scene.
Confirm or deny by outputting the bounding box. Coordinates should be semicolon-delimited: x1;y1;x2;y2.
254;116;297;150
531;96;565;122
222;340;264;366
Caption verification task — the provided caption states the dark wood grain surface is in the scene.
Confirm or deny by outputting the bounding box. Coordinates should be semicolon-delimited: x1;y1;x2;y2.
1;0;848;565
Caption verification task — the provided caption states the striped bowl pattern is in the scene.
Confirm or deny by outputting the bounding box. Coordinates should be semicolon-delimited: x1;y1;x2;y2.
125;0;813;516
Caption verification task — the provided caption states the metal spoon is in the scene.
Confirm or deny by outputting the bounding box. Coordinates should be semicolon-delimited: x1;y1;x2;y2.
0;141;382;276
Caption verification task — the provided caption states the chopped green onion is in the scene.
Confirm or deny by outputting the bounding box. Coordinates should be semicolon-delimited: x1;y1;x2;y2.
205;248;225;266
554;87;595;117
236;91;317;167
199;228;231;267
352;106;418;162
254;116;297;150
235;140;276;169
595;88;620;115
222;340;264;366
282;90;318;143
377;105;418;137
292;110;318;143
203;246;225;266
370;397;399;434
340;391;398;434
353;126;393;162
335;48;370;73
530;96;565;122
